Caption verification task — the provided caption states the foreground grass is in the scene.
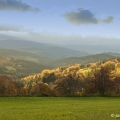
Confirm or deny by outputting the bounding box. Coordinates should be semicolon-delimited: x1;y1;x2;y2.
0;97;119;120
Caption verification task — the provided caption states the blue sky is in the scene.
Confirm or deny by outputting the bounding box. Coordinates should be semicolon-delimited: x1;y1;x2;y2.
0;0;120;44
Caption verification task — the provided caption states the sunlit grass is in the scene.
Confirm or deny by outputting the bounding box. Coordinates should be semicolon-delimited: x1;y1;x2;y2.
24;57;39;63
6;66;16;71
0;97;119;120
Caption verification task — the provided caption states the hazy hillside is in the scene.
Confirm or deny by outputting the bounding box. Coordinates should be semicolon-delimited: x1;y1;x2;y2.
0;40;89;60
0;41;120;80
0;48;119;69
0;49;52;65
0;57;51;79
52;53;117;67
61;44;120;54
1;40;120;60
0;49;120;80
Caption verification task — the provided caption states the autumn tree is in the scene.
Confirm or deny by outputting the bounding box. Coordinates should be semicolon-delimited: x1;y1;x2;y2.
0;75;17;96
111;67;120;95
30;82;53;96
41;70;56;83
53;72;84;96
85;64;114;96
14;80;25;96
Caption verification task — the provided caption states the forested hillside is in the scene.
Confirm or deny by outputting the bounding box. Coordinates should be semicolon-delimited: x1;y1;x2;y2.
0;49;52;65
0;47;120;97
0;57;51;79
0;49;118;80
0;58;120;97
51;53;116;67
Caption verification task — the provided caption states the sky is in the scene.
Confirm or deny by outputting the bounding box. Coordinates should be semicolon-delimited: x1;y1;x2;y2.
0;0;120;45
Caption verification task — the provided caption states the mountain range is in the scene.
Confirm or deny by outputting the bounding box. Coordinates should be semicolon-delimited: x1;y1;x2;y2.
0;39;120;79
0;39;120;65
0;40;88;60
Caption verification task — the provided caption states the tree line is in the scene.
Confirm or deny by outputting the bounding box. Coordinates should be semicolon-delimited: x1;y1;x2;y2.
0;59;120;96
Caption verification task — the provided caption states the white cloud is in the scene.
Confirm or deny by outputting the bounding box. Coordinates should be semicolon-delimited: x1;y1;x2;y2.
63;9;114;25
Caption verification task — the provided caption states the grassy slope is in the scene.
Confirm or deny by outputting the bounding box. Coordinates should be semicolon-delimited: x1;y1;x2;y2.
0;97;119;120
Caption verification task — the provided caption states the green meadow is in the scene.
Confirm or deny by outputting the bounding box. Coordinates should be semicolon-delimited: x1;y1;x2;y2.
24;57;39;63
0;97;119;120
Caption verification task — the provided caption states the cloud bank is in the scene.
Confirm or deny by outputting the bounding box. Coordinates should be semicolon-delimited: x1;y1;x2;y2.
63;9;113;25
0;0;40;12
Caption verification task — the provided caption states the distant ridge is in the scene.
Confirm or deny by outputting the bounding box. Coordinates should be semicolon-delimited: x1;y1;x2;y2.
0;40;89;60
52;53;117;67
0;49;52;65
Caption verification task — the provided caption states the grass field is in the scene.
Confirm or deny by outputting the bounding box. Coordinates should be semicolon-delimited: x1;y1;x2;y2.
24;57;39;63
6;66;16;71
0;97;119;120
